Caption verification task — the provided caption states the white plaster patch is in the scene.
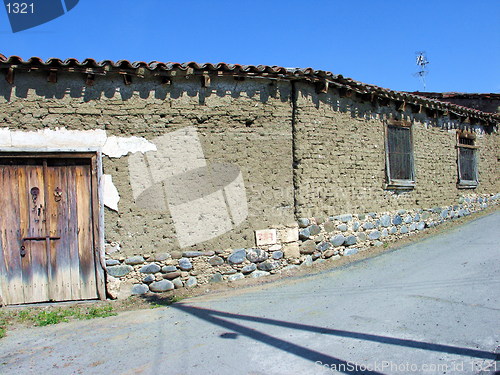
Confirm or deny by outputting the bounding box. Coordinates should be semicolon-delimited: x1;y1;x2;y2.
0;128;107;149
0;127;156;158
102;174;120;212
103;136;157;158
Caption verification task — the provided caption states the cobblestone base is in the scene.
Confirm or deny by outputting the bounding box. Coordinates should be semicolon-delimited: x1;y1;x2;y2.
105;193;499;298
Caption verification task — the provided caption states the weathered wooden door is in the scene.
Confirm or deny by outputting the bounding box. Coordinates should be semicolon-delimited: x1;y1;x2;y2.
0;156;102;305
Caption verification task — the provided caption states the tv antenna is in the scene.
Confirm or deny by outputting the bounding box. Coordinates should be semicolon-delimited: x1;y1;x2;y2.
414;51;429;90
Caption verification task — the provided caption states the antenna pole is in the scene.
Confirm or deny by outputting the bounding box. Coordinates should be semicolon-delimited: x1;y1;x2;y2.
415;51;429;90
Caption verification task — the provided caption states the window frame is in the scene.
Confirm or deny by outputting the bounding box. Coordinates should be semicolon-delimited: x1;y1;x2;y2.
384;120;415;190
456;131;478;189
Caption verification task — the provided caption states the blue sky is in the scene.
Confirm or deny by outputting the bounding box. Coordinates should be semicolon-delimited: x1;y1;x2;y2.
1;0;499;93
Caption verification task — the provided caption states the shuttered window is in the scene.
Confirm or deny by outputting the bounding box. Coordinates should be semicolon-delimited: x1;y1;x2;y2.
457;134;478;188
385;124;414;188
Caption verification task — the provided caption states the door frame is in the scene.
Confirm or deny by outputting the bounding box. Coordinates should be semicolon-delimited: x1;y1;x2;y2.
0;148;106;303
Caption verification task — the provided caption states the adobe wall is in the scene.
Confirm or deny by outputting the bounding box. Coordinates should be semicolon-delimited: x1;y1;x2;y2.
477;132;500;191
0;72;498;298
0;72;296;256
293;82;499;218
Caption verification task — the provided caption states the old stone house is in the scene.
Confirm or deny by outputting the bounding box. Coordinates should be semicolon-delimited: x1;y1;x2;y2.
0;55;498;304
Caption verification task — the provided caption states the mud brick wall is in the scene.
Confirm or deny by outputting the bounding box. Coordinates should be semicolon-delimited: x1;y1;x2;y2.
0;72;296;255
0;72;498;257
1;70;498;298
477;131;500;192
293;82;499;217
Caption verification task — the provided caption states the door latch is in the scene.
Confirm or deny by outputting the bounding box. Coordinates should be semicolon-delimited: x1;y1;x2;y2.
54;187;63;202
19;237;60;258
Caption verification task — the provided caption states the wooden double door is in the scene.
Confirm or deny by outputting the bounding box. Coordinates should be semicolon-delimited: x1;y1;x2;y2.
0;155;104;305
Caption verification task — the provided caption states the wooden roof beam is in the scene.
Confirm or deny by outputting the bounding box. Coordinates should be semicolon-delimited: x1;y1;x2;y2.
315;80;329;94
201;75;211;88
47;69;57;83
339;87;353;98
85;73;95;86
4;67;14;84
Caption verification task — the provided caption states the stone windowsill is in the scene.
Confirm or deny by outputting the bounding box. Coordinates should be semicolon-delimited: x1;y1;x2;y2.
457;181;478;189
384;180;415;190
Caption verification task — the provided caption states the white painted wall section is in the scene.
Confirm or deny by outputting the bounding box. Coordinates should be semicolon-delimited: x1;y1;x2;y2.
0;128;156;157
102;174;120;212
102;136;157;158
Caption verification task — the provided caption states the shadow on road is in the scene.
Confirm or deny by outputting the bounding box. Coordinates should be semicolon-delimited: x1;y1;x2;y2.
140;296;497;374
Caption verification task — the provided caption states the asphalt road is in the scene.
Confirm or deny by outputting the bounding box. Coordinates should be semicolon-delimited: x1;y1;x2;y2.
1;212;499;375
